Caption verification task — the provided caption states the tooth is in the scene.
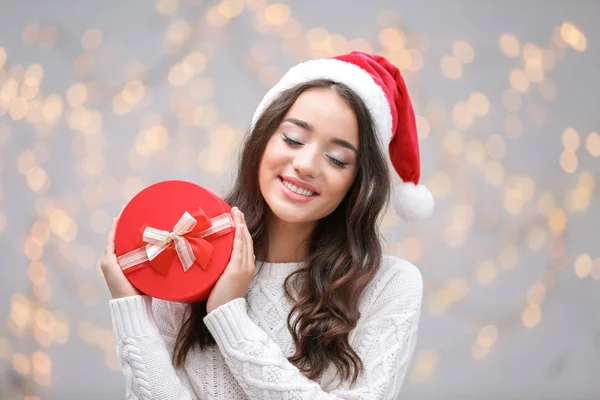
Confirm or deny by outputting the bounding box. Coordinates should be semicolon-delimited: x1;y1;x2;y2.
283;179;315;196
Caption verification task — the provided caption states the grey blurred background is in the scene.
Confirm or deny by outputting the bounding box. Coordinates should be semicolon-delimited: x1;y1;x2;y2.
1;0;599;399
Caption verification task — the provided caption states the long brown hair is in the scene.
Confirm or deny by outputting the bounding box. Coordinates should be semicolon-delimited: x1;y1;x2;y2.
173;79;391;385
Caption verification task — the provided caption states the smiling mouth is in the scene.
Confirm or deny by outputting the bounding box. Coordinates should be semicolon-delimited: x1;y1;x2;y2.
279;177;318;197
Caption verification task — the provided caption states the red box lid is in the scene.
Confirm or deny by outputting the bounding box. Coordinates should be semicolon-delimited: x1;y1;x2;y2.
114;180;235;303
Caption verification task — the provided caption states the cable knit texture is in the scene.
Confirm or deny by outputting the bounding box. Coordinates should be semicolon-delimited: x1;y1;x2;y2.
109;255;423;399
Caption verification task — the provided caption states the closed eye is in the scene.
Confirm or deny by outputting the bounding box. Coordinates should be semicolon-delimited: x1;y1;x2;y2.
284;133;349;169
282;133;303;147
326;155;349;169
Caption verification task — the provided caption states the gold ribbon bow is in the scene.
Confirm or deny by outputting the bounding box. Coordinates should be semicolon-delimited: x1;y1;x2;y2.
117;210;234;274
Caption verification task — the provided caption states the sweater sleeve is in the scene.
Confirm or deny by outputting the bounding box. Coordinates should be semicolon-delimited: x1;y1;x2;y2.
110;295;195;400
203;259;423;400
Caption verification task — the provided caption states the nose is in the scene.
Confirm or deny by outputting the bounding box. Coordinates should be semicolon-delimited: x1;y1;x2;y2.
292;146;319;179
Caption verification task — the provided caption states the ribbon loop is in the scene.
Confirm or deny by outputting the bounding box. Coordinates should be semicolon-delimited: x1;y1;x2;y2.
116;210;235;274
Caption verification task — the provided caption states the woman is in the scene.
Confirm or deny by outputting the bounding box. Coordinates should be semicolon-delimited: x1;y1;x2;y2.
102;51;434;399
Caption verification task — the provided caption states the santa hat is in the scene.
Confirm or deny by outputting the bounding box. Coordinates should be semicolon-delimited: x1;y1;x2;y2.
251;51;434;221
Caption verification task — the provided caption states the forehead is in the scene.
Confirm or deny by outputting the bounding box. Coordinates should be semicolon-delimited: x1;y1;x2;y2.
284;88;359;146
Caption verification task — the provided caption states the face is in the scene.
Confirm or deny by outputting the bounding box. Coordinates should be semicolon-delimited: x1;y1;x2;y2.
258;87;360;225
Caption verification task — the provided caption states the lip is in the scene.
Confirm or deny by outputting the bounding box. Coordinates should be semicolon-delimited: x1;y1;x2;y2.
279;175;320;195
278;176;319;203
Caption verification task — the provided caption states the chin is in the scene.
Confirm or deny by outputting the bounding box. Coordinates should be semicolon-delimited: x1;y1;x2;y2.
268;201;319;224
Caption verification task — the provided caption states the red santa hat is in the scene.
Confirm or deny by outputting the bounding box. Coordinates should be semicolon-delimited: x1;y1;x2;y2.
251;51;434;221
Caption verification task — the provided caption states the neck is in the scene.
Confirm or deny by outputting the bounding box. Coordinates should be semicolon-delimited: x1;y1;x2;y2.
260;210;315;263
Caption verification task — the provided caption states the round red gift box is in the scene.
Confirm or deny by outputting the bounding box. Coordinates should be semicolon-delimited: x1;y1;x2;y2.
114;180;235;303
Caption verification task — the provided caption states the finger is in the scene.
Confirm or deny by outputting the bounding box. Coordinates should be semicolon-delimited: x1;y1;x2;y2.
232;217;244;263
246;226;255;267
105;205;125;255
239;222;247;270
241;212;255;257
242;219;254;267
105;217;118;254
236;209;246;265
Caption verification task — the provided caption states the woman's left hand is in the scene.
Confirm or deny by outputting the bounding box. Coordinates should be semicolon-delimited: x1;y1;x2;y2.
206;207;256;314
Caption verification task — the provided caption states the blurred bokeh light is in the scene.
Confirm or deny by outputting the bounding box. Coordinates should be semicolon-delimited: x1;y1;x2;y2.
0;0;599;399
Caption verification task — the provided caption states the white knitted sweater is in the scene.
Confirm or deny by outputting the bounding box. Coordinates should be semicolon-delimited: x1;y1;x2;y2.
109;255;423;400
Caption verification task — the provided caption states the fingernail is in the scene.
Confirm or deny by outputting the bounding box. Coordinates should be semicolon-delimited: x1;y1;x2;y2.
241;212;246;222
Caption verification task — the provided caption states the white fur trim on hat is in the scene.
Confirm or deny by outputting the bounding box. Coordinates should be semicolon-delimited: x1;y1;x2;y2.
251;58;393;152
393;182;435;221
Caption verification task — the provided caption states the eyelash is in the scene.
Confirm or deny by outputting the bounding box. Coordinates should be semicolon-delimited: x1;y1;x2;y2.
282;134;349;169
282;134;302;147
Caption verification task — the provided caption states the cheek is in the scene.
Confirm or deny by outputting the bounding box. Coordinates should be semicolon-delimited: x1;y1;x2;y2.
261;139;288;169
323;169;357;204
258;139;284;183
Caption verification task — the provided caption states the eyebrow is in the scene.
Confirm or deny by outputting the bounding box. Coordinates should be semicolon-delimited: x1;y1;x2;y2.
282;118;358;153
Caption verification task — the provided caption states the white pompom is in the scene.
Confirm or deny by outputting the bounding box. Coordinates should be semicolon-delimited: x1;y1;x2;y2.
393;181;435;221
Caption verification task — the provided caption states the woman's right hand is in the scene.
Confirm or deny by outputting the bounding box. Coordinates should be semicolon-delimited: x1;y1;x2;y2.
100;215;141;299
